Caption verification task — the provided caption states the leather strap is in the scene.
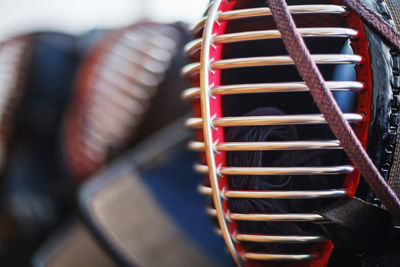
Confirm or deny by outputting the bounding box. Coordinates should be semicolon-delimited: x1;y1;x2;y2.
316;198;400;266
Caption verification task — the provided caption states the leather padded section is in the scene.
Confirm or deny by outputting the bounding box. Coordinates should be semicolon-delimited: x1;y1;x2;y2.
317;198;400;267
360;0;399;187
317;197;397;250
85;170;220;267
32;221;116;267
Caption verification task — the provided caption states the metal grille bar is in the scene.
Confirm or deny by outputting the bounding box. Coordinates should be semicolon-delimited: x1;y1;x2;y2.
182;55;362;77
188;140;341;151
243;252;317;261
181;81;364;100
195;164;353;176
235;233;326;243
186;28;358;55
205;208;325;222
192;5;347;34
198;185;347;199
185;113;363;128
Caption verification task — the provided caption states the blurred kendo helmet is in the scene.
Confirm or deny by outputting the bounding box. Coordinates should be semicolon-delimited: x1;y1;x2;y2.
183;0;400;266
0;22;190;266
64;22;182;180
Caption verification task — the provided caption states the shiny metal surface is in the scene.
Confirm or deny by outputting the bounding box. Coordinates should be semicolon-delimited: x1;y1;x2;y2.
194;163;354;175
198;185;347;199
193;5;346;34
197;185;212;195
184;39;202;56
211;54;362;70
188;140;341;151
181;62;200;77
186;28;358;55
214;27;357;44
186;113;363;128
235;233;326;243
182;55;362;76
206;208;325;221
181;87;201;100
224;189;347;199
182;81;364;100
243;252;317;261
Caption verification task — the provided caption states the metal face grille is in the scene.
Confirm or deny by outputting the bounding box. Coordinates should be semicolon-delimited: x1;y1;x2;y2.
183;0;371;265
66;24;179;179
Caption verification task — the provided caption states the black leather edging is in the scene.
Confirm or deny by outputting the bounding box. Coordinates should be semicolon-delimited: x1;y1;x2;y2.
358;0;400;204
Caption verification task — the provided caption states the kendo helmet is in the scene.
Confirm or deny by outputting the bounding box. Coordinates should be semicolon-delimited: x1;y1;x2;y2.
182;0;400;266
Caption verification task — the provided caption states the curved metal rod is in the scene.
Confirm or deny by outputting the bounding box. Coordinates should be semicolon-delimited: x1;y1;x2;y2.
244;252;317;261
186;28;358;55
188;140;341;151
192;17;207;36
235;233;326;243
211;54;362;70
181;81;364;100
198;184;212;195
181;87;202;100
205;208;325;222
184;39;202;56
198;185;347;199
185;113;363;128
181;62;200;77
197;0;243;265
182;55;362;76
214;228;326;243
215;27;357;44
192;4;346;34
225;189;347;199
194;163;354;175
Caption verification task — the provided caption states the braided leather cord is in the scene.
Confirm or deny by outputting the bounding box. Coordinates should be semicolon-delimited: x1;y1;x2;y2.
265;0;400;221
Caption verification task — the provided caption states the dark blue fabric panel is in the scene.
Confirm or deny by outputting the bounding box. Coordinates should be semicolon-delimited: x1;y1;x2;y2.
139;149;233;266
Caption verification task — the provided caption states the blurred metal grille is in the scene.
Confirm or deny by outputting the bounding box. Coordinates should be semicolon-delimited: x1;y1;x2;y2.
66;24;179;179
